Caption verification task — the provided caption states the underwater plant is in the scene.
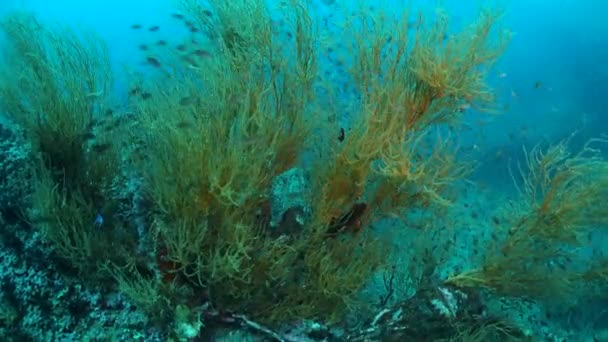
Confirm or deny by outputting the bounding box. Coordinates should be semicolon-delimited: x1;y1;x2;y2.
0;0;510;333
0;13;132;275
130;0;509;326
446;135;608;300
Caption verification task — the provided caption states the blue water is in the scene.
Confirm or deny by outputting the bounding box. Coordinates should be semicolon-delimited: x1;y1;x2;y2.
2;0;605;162
1;0;607;340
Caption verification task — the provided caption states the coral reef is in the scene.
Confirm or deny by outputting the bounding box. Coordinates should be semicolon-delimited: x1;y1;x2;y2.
6;0;605;340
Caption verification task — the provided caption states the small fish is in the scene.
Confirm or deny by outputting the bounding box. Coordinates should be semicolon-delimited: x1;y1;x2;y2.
510;88;519;99
176;44;187;52
171;13;185;20
149;25;160;32
93;212;104;228
337;127;345;142
457;103;471;113
141;92;152;100
326;202;367;237
146;56;161;67
179;96;195;106
533;81;543;89
139;44;148;51
103;120;121;132
175;121;193;129
202;9;213;17
193;49;211;58
189;27;200;33
131;24;142;29
29;215;55;224
86;90;104;98
86;119;98;130
157;40;167;46
181;56;198;67
80;132;96;141
91;143;111;153
129;87;141;95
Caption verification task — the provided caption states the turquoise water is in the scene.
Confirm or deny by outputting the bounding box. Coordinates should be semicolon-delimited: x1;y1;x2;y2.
0;0;606;340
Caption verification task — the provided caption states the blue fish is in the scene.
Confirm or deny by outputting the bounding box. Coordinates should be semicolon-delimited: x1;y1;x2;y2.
93;212;104;228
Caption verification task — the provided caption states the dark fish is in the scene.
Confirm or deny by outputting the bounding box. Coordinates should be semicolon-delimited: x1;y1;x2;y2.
534;81;543;89
337;127;345;142
139;44;148;51
29;215;56;224
80;132;96;141
105;109;114;116
171;13;184;20
272;206;305;238
149;25;160;32
146;56;161;67
91;143;112;153
141;92;152;100
86;119;98;130
202;9;213;17
131;24;142;29
103;120;122;132
193;49;211;58
189;27;200;33
123;112;137;121
175;121;192;129
176;44;187;52
179;96;195;106
157;40;167;46
129;87;141;95
182;56;198;67
326;203;367;237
